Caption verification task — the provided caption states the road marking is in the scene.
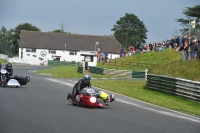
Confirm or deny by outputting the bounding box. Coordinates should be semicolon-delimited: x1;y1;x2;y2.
117;99;200;123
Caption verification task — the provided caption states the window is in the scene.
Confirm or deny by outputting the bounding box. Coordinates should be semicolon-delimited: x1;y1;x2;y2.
32;48;36;52
26;49;31;52
69;51;77;55
49;50;56;54
26;48;36;53
85;56;93;62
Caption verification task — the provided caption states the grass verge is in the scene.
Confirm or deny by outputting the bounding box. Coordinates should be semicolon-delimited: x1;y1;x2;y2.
35;66;115;78
0;59;8;64
92;80;200;117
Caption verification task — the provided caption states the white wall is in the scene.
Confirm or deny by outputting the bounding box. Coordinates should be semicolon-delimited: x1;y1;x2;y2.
18;48;118;66
0;54;8;60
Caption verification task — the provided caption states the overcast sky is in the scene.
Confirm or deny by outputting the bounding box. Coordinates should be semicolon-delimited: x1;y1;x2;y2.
0;0;199;43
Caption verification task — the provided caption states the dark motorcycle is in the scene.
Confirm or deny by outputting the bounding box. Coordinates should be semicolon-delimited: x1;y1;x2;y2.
0;67;30;87
0;67;7;87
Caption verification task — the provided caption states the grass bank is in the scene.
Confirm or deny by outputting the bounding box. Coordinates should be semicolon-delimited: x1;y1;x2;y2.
92;80;200;116
97;49;200;81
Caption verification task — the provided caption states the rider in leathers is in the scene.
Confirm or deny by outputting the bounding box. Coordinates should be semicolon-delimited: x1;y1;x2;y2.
0;63;13;85
68;74;91;99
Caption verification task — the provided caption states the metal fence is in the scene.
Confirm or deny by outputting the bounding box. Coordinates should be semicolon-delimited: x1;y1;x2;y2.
102;59;150;68
146;74;200;102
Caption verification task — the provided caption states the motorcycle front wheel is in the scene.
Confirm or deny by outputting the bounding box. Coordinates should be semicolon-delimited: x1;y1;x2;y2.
2;76;6;87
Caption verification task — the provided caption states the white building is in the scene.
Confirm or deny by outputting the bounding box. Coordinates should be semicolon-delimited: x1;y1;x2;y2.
19;31;121;66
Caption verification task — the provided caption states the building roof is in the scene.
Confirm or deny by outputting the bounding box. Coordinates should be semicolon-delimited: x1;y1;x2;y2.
19;31;121;54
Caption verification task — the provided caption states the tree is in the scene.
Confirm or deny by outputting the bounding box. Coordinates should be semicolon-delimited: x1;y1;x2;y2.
111;13;148;49
176;5;200;34
60;22;68;32
52;29;63;33
12;23;41;55
0;26;15;55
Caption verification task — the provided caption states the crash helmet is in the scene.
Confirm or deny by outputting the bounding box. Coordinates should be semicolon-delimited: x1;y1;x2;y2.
83;74;91;84
109;94;115;102
6;63;12;70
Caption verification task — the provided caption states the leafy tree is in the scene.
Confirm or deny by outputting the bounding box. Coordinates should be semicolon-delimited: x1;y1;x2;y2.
176;5;200;34
52;29;63;33
0;26;15;55
0;26;8;44
12;23;41;54
111;13;148;48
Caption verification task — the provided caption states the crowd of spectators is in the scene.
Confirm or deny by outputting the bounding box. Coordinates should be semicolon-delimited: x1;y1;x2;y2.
97;51;109;62
97;35;200;62
119;35;200;61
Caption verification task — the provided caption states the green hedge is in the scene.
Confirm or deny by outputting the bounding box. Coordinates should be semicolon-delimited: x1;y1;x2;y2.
48;60;76;66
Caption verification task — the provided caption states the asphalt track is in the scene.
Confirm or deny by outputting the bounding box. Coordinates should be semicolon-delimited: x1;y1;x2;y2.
0;65;200;133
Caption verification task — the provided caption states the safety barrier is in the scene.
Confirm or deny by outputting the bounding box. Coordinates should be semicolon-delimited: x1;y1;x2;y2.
77;66;83;73
132;71;145;78
48;60;76;66
146;74;200;102
89;66;104;75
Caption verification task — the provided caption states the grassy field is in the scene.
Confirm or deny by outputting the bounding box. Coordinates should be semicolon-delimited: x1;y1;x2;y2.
35;66;115;78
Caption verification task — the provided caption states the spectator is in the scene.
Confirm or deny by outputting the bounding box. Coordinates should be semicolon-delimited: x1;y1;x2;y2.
128;46;136;54
97;52;101;62
139;44;144;51
104;51;108;61
189;38;196;60
146;44;150;52
169;38;174;48
180;39;190;61
120;47;124;57
176;36;180;47
149;43;153;51
194;40;200;60
101;52;105;61
182;35;187;46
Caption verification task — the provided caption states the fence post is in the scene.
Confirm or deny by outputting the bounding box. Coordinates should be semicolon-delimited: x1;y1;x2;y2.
145;69;148;81
83;61;85;74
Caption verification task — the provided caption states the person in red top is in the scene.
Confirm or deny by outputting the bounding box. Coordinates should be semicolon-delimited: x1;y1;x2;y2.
129;46;136;54
97;52;101;62
146;44;149;51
